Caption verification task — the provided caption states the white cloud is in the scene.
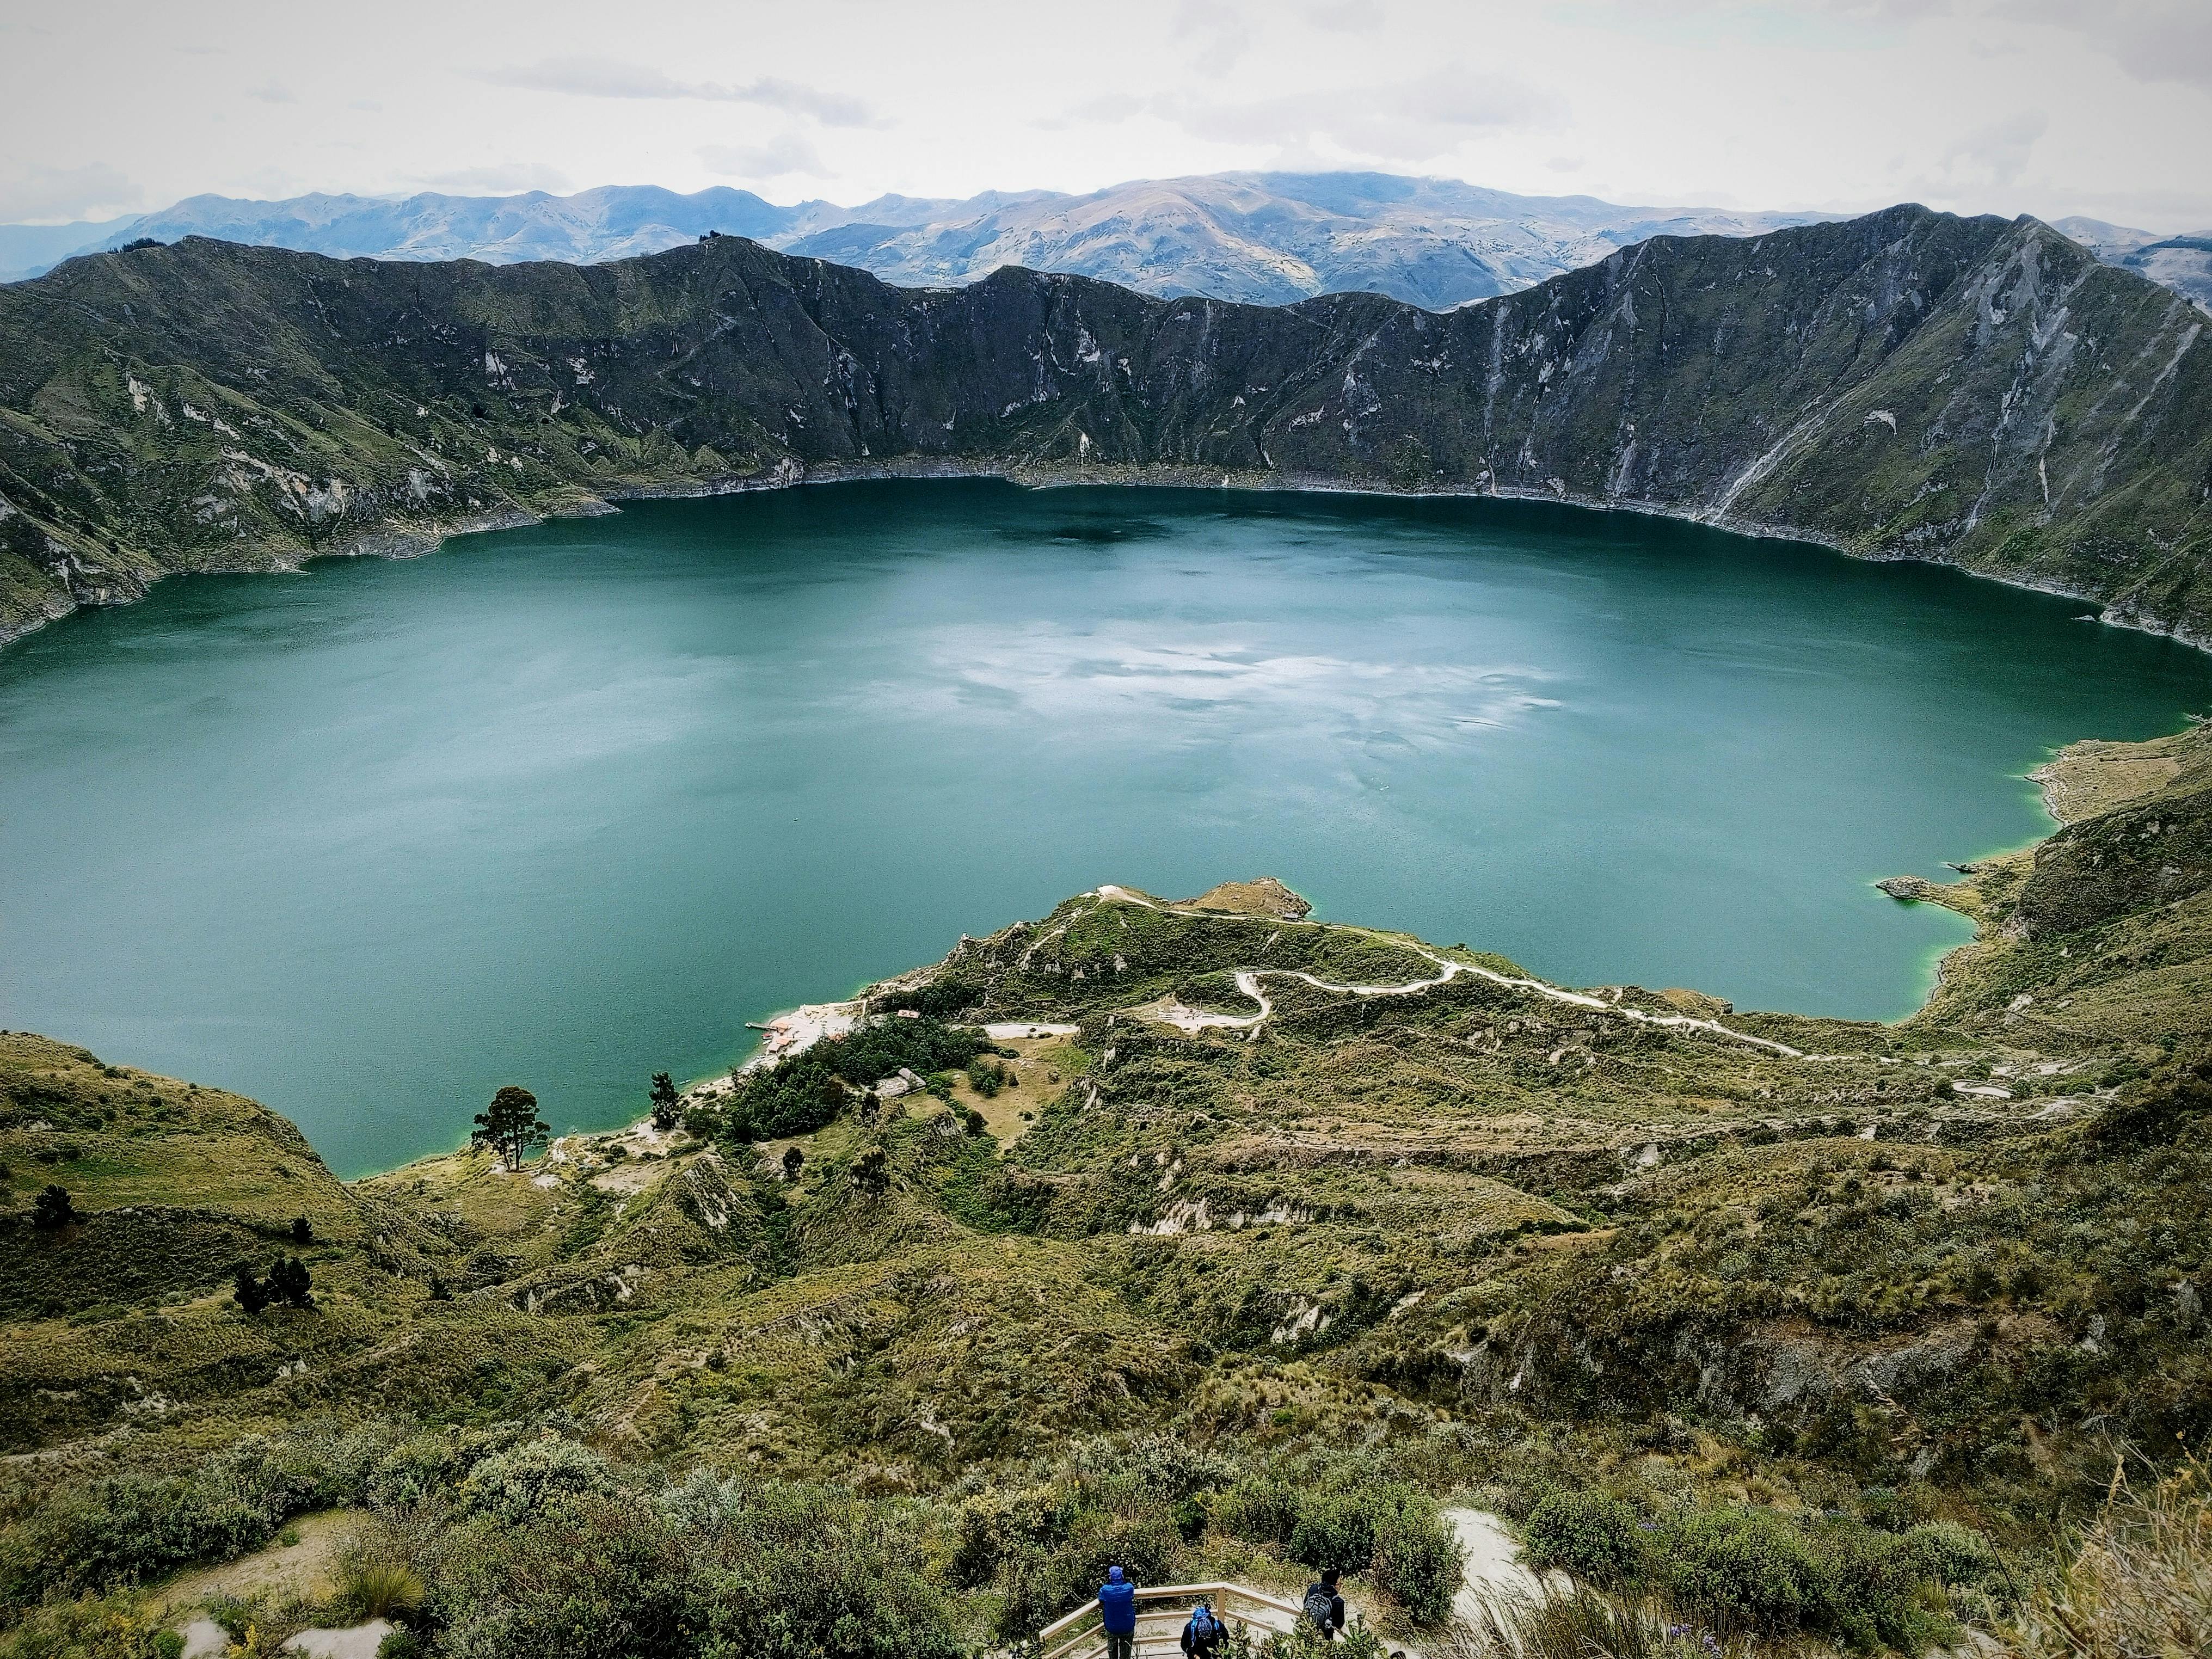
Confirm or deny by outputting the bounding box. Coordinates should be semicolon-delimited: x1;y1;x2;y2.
1940;110;2049;189
0;162;140;223
417;162;574;193
483;57;876;127
2;0;2209;237
1070;94;1147;122
1305;0;1385;29
1175;0;1254;75
246;78;295;104
1168;66;1564;163
699;134;832;181
1999;1;2212;91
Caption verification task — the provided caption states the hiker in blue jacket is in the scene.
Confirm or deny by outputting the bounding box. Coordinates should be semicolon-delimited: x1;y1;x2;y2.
1302;1570;1345;1640
1099;1565;1138;1659
1182;1600;1225;1659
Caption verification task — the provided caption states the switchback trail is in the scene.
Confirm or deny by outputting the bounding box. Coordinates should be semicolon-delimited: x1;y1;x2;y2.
1092;887;1805;1059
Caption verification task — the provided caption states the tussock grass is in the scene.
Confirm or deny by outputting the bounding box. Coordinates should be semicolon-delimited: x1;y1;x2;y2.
1435;1592;1755;1659
335;1556;425;1621
2012;1464;2212;1659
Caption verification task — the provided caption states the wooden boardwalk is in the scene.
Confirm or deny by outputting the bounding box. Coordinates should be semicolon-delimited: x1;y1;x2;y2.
1040;1582;1305;1659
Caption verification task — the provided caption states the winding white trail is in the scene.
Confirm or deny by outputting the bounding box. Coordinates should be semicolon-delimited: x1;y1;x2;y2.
1092;887;1802;1059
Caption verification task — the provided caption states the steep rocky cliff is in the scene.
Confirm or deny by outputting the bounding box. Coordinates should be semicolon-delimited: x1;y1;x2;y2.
2;202;2207;645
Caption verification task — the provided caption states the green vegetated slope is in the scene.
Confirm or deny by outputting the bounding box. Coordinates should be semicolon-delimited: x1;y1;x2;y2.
2;202;2208;647
4;724;2210;1655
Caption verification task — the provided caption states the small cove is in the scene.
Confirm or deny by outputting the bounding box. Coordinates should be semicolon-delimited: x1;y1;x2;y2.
3;480;2207;1177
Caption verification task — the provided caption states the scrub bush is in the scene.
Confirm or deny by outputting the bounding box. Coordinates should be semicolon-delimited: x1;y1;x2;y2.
1651;1506;1826;1631
455;1436;617;1523
1521;1497;2003;1649
0;1422;403;1612
1522;1490;1645;1586
1371;1498;1467;1625
400;1470;965;1659
1218;1465;1462;1625
0;1593;179;1659
713;1017;987;1142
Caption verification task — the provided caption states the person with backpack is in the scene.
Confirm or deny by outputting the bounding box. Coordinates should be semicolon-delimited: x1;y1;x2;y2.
1099;1565;1138;1659
1302;1570;1345;1640
1182;1600;1225;1659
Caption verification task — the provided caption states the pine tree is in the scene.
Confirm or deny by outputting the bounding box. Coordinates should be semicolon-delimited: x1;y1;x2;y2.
267;1256;313;1308
472;1085;550;1171
649;1072;681;1132
234;1264;270;1315
782;1145;805;1181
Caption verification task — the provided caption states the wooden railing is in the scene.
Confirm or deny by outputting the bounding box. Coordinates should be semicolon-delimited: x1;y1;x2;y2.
1039;1582;1305;1659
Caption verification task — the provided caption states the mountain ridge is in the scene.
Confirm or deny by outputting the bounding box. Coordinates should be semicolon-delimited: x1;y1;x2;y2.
1;202;2207;650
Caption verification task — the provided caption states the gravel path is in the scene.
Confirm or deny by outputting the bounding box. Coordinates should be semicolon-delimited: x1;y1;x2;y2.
1093;887;1803;1058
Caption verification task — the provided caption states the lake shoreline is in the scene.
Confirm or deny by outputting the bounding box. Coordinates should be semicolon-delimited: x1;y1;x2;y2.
11;480;2205;1181
7;458;2211;658
373;729;2129;1188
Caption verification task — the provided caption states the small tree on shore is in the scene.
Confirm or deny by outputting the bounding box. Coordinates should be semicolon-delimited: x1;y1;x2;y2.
473;1085;549;1171
782;1146;805;1182
649;1072;682;1132
30;1184;77;1230
234;1263;270;1315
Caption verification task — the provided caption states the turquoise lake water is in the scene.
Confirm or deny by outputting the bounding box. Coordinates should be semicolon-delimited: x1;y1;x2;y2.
4;481;2208;1176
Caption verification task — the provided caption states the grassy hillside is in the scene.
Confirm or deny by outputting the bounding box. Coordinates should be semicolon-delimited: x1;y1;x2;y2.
2;204;2208;649
3;721;2209;1655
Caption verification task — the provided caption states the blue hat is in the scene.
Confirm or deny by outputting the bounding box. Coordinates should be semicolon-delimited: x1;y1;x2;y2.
1108;1567;1126;1583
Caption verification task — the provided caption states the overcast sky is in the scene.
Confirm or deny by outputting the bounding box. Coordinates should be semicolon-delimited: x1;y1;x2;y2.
2;0;2208;231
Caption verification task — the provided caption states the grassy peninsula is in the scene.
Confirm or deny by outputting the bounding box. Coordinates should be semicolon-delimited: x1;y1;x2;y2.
3;718;2208;1656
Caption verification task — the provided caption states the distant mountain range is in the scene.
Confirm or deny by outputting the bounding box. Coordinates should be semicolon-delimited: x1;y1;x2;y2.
2050;217;2212;311
0;174;1836;308
8;176;2202;314
766;174;1838;309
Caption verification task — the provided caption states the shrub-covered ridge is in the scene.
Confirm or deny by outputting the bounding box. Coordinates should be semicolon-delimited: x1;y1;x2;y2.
4;727;2211;1655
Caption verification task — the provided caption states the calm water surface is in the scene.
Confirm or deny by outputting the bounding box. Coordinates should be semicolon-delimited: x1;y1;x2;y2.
4;482;2208;1175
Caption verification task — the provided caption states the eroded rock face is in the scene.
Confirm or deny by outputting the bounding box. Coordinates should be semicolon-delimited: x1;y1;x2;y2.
2;205;2208;647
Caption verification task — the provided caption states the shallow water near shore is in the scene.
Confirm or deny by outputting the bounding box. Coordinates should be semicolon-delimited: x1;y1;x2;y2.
4;480;2208;1176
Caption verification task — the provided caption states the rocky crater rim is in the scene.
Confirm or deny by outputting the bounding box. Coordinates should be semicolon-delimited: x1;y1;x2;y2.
4;204;2208;650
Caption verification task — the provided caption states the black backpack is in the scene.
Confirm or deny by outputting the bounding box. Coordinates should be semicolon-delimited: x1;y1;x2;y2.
1302;1584;1337;1629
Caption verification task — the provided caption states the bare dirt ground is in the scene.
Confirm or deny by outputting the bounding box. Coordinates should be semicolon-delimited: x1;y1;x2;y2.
155;1508;352;1614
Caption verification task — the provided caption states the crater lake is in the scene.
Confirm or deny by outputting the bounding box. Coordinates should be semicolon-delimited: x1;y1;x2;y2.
4;481;2208;1175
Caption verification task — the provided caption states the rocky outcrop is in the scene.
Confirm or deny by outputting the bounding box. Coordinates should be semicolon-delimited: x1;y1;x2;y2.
1877;876;1959;906
1172;878;1312;919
